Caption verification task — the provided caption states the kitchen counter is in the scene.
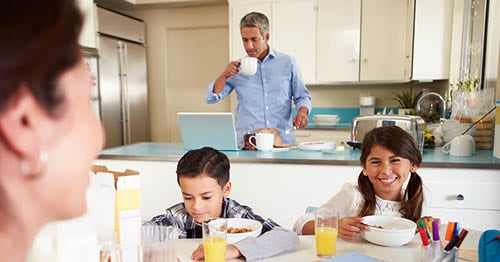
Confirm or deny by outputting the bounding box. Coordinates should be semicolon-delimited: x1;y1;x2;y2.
96;142;500;230
99;142;500;169
304;122;351;130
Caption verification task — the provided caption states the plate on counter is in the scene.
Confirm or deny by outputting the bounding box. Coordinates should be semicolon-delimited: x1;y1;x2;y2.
298;141;336;151
270;146;294;152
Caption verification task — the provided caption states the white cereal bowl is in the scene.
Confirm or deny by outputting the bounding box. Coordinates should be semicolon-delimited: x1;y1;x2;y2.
226;218;262;244
361;216;416;247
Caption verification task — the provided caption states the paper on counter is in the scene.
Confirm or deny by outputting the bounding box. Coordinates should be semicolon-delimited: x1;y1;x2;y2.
115;175;141;246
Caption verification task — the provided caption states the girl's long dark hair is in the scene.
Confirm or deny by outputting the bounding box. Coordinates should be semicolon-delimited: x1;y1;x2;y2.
357;126;424;222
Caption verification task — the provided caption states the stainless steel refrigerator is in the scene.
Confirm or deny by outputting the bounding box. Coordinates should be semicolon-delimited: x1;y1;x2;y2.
97;7;149;148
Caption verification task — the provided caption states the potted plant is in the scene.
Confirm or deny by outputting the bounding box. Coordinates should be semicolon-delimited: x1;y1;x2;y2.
393;87;422;115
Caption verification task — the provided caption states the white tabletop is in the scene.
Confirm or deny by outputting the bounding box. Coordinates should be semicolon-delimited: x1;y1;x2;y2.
175;235;425;262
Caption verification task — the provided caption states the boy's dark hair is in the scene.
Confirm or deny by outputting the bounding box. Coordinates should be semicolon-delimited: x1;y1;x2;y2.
176;147;230;188
357;125;424;222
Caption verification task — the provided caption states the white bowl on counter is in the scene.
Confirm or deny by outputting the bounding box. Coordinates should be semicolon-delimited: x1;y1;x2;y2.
361;215;416;247
298;141;336;151
313;114;340;126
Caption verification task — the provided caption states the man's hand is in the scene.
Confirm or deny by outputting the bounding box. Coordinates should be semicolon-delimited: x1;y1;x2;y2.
222;61;241;79
293;107;309;128
213;61;241;94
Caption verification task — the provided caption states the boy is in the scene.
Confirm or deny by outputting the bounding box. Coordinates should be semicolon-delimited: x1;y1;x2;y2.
149;147;299;261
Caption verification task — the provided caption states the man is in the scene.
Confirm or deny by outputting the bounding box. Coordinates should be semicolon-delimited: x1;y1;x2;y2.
205;12;312;145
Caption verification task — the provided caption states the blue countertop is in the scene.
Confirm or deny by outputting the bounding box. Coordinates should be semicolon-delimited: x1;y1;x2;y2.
99;142;500;169
305;123;351;130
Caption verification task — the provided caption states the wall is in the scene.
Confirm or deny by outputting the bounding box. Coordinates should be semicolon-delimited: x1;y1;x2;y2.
308;81;448;108
124;4;449;143
129;5;232;143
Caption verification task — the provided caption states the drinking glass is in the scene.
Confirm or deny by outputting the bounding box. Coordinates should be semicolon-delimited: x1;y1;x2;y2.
99;242;123;262
140;224;178;262
410;130;424;153
315;209;339;258
202;218;227;262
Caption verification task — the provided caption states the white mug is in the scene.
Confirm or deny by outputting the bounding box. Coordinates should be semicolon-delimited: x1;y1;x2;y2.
240;57;258;76
442;135;475;156
249;133;274;151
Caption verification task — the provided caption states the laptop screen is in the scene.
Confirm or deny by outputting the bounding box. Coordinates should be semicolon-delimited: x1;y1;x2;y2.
177;112;240;151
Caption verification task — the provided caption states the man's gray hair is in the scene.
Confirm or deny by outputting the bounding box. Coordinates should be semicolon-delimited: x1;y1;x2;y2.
240;12;269;37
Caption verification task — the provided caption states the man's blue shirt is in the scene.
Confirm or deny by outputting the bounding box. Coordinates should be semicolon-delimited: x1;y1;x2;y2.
206;47;312;145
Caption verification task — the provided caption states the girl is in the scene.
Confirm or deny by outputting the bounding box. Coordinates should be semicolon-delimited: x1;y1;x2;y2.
294;126;433;240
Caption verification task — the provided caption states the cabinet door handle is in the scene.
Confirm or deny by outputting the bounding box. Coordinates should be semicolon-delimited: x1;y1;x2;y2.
455;194;464;201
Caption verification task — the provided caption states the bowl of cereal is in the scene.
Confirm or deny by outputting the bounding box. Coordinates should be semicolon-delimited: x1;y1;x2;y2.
226;218;262;244
361;215;416;247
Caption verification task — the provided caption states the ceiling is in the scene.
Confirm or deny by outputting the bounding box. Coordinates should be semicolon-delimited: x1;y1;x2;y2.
95;0;226;10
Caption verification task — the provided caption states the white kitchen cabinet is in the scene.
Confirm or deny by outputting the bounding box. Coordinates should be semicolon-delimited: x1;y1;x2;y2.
317;0;414;82
272;0;316;83
360;0;413;81
316;0;360;82
229;0;316;83
420;168;500;230
231;0;414;83
78;0;97;48
412;0;453;80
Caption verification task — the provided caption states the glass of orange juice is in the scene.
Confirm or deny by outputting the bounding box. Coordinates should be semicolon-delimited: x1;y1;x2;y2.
315;209;339;258
202;218;227;262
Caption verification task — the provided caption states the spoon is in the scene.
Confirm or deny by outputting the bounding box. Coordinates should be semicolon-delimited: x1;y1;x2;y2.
361;222;384;229
284;126;297;134
460;106;495;135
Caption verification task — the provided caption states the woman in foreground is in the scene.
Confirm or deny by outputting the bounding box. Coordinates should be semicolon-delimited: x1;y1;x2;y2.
0;1;104;260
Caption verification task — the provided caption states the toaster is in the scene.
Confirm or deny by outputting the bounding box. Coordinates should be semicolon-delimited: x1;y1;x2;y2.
349;115;425;151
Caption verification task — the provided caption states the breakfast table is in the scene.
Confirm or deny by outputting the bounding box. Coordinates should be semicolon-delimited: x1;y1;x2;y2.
174;235;430;261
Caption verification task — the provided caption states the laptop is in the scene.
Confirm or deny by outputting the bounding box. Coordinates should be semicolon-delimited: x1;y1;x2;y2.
177;112;241;151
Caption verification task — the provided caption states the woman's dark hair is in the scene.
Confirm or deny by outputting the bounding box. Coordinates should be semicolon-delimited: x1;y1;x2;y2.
0;0;83;115
357;126;424;222
176;147;230;188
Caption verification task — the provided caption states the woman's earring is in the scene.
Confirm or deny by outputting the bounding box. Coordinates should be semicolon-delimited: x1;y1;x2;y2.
20;150;49;177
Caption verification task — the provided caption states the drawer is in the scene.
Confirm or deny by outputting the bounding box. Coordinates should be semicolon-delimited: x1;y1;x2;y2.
428;208;500;231
425;182;500;210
